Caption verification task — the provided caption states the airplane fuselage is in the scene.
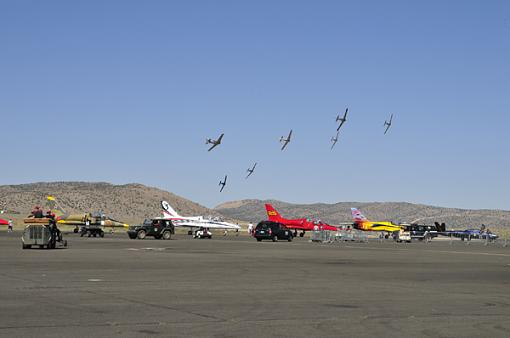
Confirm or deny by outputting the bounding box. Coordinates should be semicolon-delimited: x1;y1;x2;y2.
353;220;401;232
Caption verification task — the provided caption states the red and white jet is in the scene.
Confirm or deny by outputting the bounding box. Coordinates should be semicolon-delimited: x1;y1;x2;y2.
265;203;337;237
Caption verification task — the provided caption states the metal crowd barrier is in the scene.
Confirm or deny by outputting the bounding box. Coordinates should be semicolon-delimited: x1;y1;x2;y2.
309;230;368;243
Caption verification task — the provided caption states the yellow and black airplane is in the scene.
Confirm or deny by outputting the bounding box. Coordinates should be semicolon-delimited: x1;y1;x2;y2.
351;208;403;233
46;196;129;232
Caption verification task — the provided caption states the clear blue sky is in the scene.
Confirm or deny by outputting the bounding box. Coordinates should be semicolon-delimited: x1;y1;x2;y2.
1;1;509;210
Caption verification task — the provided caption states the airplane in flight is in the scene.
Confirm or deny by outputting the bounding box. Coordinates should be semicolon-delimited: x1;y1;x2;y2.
351;208;402;234
280;129;292;151
160;200;241;236
219;175;227;192
206;133;224;152
384;114;393;135
330;131;339;150
336;108;348;131
245;162;257;179
265;203;338;237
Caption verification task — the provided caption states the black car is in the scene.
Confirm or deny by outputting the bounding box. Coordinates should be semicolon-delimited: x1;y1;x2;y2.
127;219;174;240
254;221;293;242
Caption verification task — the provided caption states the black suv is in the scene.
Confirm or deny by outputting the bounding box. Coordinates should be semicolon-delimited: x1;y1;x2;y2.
127;219;174;240
254;221;293;242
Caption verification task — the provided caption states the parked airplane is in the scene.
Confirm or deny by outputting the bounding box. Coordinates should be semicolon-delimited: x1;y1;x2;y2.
336;108;348;131
384;114;393;135
265;203;337;237
219;175;227;192
47;196;129;232
436;223;498;241
160;200;241;236
0;218;8;226
246;162;257;179
330;131;339;150
206;133;224;152
280;130;292;151
351;208;402;234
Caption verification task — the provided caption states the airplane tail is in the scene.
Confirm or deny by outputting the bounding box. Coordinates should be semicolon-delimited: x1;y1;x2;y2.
434;222;446;232
351;208;367;222
265;204;282;221
161;201;181;218
46;196;67;217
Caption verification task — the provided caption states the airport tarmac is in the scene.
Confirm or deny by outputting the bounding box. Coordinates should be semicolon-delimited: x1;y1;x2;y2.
0;232;509;338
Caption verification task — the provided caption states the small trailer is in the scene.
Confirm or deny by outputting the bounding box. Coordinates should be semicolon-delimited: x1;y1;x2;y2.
80;225;105;238
22;218;68;249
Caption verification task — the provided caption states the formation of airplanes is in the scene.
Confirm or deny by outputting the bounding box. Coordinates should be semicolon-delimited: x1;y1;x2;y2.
205;108;395;190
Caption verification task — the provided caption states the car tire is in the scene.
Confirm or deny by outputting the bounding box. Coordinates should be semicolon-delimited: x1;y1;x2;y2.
288;236;293;242
162;231;171;240
22;244;28;249
137;230;147;240
272;235;278;242
100;231;104;238
256;238;262;242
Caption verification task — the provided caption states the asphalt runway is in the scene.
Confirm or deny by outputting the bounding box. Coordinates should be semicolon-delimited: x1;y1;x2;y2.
1;232;509;338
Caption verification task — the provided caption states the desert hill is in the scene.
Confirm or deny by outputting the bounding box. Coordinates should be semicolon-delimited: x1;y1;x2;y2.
0;182;220;225
2;182;509;231
214;199;510;230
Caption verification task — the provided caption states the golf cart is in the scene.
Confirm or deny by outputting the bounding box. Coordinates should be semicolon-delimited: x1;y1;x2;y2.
22;218;68;249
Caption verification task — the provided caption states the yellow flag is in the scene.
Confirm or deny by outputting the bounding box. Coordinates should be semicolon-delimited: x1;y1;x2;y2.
47;196;55;201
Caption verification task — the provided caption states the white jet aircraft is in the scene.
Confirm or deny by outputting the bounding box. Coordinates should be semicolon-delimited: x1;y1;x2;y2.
160;201;241;235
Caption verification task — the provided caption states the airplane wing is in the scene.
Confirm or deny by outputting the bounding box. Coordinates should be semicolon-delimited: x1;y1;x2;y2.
217;133;224;144
208;143;219;152
219;176;227;192
344;108;348;119
288;129;293;140
330;136;338;150
246;164;256;179
384;124;391;135
281;139;289;151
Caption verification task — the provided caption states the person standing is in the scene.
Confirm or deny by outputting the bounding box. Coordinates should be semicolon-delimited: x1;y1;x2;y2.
7;219;13;232
247;223;253;235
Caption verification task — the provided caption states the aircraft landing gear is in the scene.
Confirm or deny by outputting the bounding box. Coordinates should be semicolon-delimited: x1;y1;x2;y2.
299;232;305;238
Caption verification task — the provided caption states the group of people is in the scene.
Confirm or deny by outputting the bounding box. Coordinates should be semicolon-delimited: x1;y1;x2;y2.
30;206;62;242
30;206;56;220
